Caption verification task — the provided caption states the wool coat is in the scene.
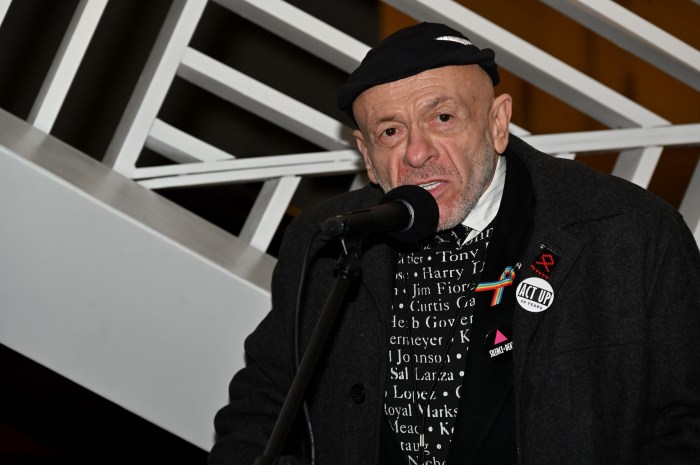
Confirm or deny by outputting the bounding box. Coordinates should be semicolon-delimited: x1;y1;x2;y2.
209;135;700;465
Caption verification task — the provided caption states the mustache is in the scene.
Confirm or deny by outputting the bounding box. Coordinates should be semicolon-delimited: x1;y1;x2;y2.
401;166;455;184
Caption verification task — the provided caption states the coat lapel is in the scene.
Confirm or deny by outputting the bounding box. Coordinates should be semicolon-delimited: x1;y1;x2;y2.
448;152;534;464
503;136;623;456
508;135;622;400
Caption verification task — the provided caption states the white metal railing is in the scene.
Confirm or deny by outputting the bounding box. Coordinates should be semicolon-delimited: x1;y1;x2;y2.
136;150;363;188
176;47;350;152
15;0;700;250
540;0;700;92
102;0;209;175
27;0;108;133
212;0;368;73
0;0;12;29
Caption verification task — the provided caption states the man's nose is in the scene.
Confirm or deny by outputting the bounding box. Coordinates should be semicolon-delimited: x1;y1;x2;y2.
403;126;437;168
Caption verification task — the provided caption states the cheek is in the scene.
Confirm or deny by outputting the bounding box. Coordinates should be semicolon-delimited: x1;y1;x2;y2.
360;148;379;182
365;165;378;183
366;152;396;184
383;160;407;188
450;141;480;178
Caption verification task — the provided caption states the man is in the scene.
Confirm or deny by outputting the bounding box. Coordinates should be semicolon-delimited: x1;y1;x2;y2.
209;22;700;465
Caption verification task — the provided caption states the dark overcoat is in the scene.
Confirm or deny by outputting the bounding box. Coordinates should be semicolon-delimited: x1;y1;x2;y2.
209;135;700;465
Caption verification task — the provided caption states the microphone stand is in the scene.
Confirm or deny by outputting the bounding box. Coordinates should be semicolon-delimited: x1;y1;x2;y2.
254;236;365;465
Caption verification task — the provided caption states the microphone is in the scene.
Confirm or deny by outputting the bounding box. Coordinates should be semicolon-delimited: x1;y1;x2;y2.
320;185;439;243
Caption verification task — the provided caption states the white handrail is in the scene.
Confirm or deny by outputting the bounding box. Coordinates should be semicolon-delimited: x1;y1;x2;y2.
540;0;700;92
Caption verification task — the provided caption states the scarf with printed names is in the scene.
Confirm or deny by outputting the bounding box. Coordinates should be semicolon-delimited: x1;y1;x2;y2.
381;153;535;465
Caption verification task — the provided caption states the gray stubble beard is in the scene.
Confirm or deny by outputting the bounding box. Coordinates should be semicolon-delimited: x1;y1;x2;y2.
373;132;499;231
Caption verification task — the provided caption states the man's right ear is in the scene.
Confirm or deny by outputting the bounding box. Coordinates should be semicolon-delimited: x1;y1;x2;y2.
353;129;377;184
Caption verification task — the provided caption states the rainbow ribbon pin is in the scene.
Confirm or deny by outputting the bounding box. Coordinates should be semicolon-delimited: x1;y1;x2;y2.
475;266;516;306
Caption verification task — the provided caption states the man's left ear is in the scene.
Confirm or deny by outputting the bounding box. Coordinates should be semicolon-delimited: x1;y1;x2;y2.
490;94;512;154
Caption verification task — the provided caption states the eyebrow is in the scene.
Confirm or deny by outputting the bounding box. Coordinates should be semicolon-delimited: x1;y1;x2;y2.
422;95;454;111
372;114;400;127
367;95;459;129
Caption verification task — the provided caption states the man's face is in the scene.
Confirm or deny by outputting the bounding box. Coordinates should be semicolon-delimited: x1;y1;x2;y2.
352;65;511;230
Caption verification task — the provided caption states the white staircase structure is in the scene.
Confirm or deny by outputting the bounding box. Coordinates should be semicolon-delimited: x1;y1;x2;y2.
1;0;698;451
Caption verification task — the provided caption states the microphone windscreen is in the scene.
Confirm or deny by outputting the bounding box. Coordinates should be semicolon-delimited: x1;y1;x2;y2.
382;185;439;243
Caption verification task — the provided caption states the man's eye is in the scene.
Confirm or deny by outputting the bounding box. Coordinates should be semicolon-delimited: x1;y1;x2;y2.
437;114;451;122
383;127;397;137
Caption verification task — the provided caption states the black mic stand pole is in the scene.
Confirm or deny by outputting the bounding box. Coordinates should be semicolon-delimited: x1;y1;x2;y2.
255;236;365;465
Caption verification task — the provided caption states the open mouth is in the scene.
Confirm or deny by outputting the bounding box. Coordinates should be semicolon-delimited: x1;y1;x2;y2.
419;181;442;191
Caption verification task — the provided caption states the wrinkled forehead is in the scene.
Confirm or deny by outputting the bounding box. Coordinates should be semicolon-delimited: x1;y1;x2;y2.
351;65;494;127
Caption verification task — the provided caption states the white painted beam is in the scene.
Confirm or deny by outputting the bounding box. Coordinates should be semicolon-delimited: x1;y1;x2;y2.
213;0;368;73
541;0;700;92
136;162;360;190
133;150;361;180
0;108;275;450
239;176;301;251
522;123;700;154
138;159;363;190
103;0;208;175
177;47;350;151
0;0;14;30
612;146;662;188
146;119;235;163
508;123;530;138
28;0;108;133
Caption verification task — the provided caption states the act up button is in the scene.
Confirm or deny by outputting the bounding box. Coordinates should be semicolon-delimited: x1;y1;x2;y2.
516;277;554;313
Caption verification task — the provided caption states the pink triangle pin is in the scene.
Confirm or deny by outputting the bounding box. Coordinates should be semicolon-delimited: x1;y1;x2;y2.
494;330;508;345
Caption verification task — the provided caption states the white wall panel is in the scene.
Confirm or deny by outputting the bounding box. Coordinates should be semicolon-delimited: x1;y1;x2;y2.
0;110;274;449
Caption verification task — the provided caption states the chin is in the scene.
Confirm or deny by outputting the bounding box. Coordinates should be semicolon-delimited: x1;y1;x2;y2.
436;202;472;231
437;215;465;231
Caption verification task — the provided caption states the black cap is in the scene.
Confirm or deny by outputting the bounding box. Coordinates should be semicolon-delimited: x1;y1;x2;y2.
338;22;499;126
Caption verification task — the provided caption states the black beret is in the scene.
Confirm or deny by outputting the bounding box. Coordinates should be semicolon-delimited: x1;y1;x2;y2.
338;22;499;126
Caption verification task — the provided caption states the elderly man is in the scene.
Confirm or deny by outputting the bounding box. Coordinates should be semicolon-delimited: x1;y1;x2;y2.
209;22;700;465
